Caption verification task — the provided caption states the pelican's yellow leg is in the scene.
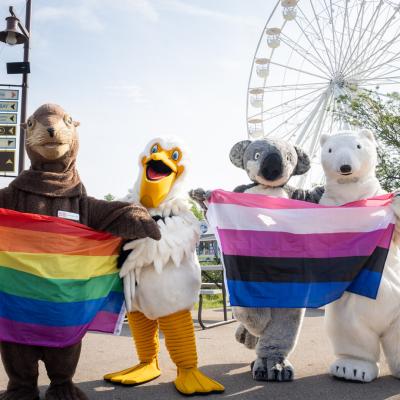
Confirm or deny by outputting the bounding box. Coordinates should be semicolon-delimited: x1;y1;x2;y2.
104;311;161;385
159;310;225;395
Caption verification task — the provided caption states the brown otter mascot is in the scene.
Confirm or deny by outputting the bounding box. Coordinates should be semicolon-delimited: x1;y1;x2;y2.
0;104;161;400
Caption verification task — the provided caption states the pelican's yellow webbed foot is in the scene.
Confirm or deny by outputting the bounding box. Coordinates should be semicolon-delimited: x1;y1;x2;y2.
175;367;225;395
104;359;161;385
159;310;224;395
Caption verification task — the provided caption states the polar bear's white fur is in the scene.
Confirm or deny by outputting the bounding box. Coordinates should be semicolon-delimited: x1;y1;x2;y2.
320;129;400;382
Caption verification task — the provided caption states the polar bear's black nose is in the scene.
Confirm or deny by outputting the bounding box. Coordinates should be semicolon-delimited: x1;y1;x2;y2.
340;164;352;174
261;153;283;181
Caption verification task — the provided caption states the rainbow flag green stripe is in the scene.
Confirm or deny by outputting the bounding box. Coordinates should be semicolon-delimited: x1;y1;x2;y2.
0;208;125;348
0;266;122;302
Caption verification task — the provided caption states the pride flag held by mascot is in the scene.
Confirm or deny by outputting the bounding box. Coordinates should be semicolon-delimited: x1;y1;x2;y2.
104;137;224;395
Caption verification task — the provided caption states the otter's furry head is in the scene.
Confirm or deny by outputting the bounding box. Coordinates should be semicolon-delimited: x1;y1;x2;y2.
23;104;80;172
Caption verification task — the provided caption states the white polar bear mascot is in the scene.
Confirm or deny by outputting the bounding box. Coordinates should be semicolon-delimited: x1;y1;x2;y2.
320;129;400;382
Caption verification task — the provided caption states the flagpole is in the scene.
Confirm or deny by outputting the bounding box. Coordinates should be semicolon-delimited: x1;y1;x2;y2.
18;0;31;174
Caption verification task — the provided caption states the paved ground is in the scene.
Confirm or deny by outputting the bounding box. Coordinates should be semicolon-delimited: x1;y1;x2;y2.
1;308;400;400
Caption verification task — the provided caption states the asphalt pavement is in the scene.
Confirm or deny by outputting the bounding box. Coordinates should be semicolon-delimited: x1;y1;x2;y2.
1;308;400;400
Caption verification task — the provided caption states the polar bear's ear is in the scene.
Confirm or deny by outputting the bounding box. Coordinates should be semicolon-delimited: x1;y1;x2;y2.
229;140;251;169
293;146;311;176
359;129;376;143
320;134;329;147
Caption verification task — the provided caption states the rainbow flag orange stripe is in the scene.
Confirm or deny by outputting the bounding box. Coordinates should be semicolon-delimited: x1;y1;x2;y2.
0;208;124;348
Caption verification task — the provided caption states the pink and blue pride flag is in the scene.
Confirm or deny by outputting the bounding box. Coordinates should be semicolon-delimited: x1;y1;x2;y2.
207;190;396;308
0;208;125;348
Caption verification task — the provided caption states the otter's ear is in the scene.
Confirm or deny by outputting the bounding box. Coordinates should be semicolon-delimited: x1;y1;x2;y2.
359;129;376;143
320;134;329;146
229;140;251;169
73;121;80;127
293;146;311;176
20;122;27;129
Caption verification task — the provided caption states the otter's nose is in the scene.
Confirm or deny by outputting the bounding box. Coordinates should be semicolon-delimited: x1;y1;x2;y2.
340;164;352;174
47;128;55;137
261;153;283;181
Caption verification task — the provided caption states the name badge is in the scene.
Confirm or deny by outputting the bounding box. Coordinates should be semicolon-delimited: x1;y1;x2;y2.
58;210;80;221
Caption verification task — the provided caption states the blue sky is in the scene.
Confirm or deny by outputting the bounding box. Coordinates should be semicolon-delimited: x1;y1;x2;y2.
0;0;270;198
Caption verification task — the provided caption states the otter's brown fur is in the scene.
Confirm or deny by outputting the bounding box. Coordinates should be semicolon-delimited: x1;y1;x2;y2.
0;103;160;400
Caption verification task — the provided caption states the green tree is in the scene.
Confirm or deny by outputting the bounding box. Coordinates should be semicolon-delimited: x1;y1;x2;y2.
338;90;400;192
104;193;115;202
189;200;204;220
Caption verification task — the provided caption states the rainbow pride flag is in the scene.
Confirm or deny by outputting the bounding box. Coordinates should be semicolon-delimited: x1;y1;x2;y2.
207;190;396;308
0;208;124;348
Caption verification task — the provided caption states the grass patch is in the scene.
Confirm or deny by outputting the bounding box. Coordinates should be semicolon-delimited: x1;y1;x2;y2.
194;294;223;310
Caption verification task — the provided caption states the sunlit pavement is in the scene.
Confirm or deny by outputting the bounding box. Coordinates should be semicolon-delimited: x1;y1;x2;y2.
1;308;400;400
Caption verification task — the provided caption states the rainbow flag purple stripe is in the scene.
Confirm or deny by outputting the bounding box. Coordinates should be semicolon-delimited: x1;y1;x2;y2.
0;208;124;347
207;190;395;308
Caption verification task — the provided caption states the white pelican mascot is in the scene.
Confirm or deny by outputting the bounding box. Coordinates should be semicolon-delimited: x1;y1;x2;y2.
104;137;224;395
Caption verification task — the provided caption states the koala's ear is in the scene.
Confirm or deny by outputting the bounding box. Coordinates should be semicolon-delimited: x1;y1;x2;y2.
293;146;311;176
320;134;329;146
359;129;376;143
73;120;80;127
229;140;251;169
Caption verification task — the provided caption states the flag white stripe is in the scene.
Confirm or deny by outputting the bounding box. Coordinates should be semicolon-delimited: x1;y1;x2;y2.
207;203;395;235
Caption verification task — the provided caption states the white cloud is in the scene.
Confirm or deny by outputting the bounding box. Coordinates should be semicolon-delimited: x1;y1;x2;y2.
35;5;104;32
105;83;149;104
34;0;159;32
162;0;260;27
120;0;159;23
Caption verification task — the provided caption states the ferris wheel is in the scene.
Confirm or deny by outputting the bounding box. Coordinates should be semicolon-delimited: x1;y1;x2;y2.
247;0;400;186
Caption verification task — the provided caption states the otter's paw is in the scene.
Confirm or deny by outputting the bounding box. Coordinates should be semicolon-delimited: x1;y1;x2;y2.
251;357;294;382
104;361;161;385
174;368;224;395
45;382;88;400
330;358;379;382
235;324;258;349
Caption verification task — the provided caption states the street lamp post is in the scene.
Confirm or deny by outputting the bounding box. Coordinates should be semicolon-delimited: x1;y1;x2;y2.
0;1;31;175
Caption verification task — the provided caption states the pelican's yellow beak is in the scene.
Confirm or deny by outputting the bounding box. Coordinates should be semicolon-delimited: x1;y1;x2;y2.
139;143;184;208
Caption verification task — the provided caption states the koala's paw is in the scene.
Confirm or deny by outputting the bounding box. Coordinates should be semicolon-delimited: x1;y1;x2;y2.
392;195;400;218
330;358;379;382
251;357;294;382
189;188;211;204
235;324;258;349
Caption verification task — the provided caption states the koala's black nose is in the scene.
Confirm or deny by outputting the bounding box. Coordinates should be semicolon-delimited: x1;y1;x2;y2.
261;153;283;181
47;128;55;137
340;164;352;174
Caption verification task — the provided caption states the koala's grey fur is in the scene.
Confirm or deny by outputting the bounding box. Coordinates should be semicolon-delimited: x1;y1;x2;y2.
189;138;323;382
230;138;323;383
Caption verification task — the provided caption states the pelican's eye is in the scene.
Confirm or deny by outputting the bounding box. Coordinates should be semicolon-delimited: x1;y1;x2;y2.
172;150;180;161
254;152;260;160
27;119;33;128
150;144;158;154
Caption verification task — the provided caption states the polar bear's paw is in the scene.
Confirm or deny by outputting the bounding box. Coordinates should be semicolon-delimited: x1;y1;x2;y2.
251;357;294;381
235;324;258;349
391;195;400;218
330;358;379;382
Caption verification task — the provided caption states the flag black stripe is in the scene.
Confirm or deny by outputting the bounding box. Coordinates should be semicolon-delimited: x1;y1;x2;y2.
223;246;388;283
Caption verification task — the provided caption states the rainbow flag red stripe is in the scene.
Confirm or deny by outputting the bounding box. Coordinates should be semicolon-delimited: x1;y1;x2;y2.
0;208;124;348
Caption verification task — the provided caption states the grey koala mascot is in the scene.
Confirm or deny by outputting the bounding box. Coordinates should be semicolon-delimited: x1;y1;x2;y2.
190;138;323;382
